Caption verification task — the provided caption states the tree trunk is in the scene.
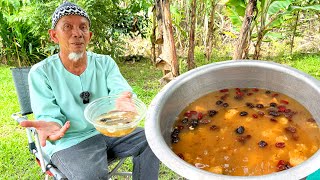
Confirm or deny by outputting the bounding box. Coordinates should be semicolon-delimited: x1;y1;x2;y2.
162;0;179;76
198;0;205;46
253;31;264;60
204;15;208;47
253;0;271;60
232;0;257;60
243;25;255;59
205;0;216;62
187;0;196;70
151;6;157;64
156;0;163;58
290;11;300;55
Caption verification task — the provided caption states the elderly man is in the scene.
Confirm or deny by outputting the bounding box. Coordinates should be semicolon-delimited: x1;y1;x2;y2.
20;1;159;179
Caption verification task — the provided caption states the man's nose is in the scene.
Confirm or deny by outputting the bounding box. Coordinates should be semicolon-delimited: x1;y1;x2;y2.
72;27;83;38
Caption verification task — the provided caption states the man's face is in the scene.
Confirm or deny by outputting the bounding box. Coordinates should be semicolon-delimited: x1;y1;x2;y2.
49;15;92;55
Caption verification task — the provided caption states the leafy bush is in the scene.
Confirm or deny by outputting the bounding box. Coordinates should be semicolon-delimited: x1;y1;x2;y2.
0;0;50;66
0;0;152;66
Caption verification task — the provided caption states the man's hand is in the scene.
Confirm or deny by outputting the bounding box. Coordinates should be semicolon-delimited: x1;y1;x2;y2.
115;91;137;112
20;121;70;147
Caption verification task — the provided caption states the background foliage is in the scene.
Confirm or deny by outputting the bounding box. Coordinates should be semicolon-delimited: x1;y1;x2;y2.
0;0;151;66
1;0;319;68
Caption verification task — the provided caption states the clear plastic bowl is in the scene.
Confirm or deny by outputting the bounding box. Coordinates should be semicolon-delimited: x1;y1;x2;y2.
84;94;147;137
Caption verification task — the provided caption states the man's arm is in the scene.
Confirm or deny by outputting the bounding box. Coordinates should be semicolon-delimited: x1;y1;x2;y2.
20;66;70;146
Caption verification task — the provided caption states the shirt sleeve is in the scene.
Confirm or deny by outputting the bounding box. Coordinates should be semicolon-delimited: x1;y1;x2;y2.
104;56;134;95
28;67;66;126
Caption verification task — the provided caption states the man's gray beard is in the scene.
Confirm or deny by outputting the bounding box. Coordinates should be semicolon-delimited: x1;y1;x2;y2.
68;52;84;62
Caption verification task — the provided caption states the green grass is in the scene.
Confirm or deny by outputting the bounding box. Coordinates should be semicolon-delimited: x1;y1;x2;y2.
120;61;163;106
277;53;320;80
1;53;319;179
0;65;43;179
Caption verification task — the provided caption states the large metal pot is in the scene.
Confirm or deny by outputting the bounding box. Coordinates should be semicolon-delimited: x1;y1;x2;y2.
145;60;320;180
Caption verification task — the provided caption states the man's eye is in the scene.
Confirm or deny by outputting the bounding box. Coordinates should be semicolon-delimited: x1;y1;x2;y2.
63;24;72;31
81;25;88;31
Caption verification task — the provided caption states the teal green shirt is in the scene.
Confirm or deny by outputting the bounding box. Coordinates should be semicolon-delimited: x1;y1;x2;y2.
308;169;320;180
28;51;133;157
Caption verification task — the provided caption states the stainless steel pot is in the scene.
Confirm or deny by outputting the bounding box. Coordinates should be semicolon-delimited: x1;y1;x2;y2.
145;60;320;180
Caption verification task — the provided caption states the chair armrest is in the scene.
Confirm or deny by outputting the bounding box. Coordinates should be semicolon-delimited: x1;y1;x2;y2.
12;112;27;123
12;112;46;173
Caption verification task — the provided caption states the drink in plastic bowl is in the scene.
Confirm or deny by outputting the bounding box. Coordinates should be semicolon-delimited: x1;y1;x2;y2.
84;94;147;137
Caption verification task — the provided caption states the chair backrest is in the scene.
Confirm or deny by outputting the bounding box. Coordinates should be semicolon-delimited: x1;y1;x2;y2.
11;67;32;115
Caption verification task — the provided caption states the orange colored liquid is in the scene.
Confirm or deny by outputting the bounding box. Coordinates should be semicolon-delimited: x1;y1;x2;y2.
95;111;138;137
171;88;320;176
95;126;136;137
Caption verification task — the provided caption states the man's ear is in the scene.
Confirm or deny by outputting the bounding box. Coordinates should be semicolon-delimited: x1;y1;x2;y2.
89;31;93;41
48;29;59;43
